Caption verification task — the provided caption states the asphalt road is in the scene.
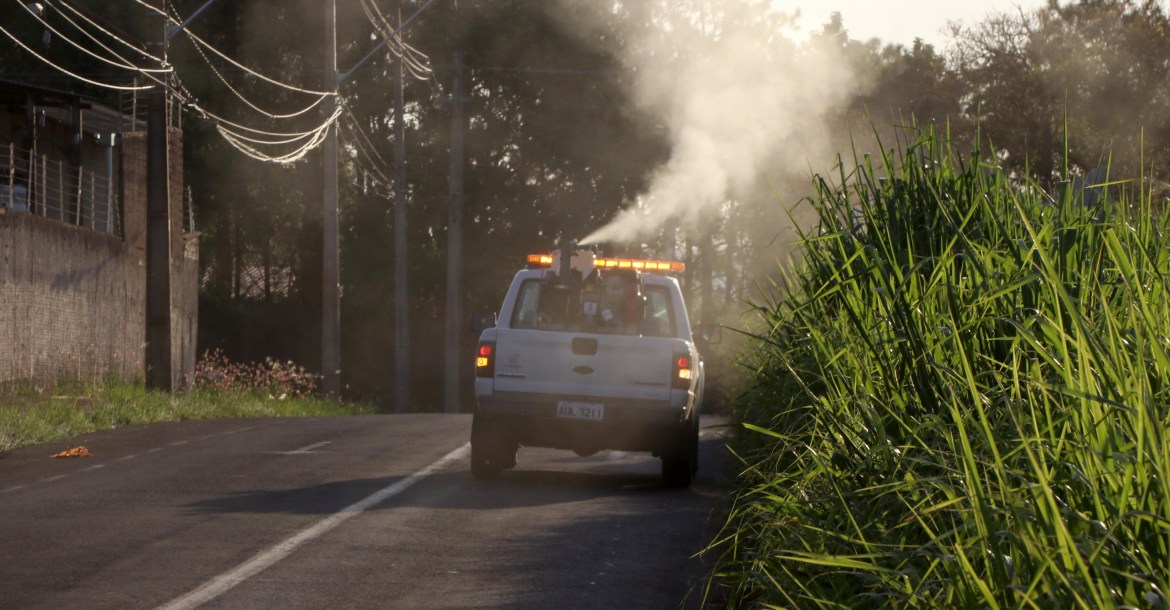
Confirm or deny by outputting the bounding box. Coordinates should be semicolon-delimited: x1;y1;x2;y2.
0;414;732;609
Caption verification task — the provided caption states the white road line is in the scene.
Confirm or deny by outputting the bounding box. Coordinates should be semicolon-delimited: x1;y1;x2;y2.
42;475;68;483
157;443;471;610
0;485;26;494
170;440;190;447
268;440;332;455
116;454;138;462
82;464;106;472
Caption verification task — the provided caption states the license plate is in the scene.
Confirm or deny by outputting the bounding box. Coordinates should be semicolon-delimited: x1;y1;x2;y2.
556;401;604;421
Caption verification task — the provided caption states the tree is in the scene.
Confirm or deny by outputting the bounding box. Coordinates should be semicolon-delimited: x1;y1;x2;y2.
950;0;1170;184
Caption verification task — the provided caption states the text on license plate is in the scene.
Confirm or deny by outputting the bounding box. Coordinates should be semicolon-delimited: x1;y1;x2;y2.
556;401;605;421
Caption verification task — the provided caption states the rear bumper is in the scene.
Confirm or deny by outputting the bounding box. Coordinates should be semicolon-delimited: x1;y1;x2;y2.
476;391;694;454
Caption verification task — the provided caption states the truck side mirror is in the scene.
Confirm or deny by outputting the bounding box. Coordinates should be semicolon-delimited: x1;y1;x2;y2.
472;309;497;333
694;323;721;345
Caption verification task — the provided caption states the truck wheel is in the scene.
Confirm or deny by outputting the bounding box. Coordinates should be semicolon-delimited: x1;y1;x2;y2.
471;443;503;480
661;417;698;488
470;413;515;480
661;455;692;488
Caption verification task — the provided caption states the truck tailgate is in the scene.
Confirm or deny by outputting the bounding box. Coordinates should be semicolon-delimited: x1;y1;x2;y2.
492;329;677;402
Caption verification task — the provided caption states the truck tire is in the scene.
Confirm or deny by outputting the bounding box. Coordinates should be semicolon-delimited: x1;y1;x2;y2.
470;412;516;480
661;417;698;488
471;443;503;480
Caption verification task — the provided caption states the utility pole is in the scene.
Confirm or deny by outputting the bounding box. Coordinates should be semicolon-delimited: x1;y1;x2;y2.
393;9;410;413
321;0;341;398
315;0;435;406
443;51;465;414
145;86;172;390
145;1;172;391
663;218;677;260
700;224;714;326
142;0;220;392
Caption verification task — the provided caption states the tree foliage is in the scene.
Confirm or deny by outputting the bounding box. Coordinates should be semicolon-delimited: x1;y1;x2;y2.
3;0;1168;407
950;0;1170;182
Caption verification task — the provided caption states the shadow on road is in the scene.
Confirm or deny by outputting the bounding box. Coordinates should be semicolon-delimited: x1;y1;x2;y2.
180;437;728;517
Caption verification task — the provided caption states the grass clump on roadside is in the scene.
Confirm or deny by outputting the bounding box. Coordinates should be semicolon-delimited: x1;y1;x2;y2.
710;130;1170;608
0;351;374;453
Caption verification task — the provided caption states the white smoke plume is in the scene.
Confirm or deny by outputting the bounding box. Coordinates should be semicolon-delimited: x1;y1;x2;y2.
558;1;862;246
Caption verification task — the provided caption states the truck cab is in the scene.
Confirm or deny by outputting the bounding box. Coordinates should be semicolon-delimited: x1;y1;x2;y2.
472;246;705;487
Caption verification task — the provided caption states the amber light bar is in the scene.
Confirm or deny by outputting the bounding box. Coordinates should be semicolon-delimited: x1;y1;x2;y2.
525;253;684;272
527;254;554;267
594;258;685;272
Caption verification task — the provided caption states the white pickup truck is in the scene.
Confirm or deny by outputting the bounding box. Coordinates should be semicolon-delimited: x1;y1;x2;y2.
471;245;708;487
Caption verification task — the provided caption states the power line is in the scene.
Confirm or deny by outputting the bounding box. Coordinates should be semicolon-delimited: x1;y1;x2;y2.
17;0;170;74
180;30;334;96
215;107;339;165
2;1;429;169
342;103;391;169
51;0;164;64
129;0;334;97
0;22;153;91
2;24;339;164
359;0;435;82
215;124;327;146
163;4;329;121
340;107;392;188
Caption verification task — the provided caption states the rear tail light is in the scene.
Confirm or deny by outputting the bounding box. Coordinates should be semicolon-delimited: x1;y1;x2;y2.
476;342;496;377
672;353;693;388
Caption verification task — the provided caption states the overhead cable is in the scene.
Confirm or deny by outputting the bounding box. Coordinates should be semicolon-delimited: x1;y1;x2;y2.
0;23;153;91
218;122;329;165
179;28;330;120
340;129;393;193
360;0;435;82
51;0;163;62
180;30;334;96
340;108;392;186
129;0;334;97
342;103;391;168
214;106;341;165
214;126;323;147
17;0;170;73
160;4;328;121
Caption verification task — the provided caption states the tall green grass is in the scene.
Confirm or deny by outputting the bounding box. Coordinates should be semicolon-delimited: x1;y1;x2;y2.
712;131;1170;608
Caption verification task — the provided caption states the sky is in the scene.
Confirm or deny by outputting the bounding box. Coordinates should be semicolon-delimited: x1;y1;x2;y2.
774;0;1049;48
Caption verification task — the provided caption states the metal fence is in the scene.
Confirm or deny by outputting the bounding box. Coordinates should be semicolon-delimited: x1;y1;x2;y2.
118;83;181;133
0;143;120;235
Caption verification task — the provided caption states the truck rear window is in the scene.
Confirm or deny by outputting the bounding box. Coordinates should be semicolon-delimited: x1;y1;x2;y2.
510;277;676;337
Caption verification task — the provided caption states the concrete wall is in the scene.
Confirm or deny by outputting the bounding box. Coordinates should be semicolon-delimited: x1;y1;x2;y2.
0;125;197;389
0;210;145;384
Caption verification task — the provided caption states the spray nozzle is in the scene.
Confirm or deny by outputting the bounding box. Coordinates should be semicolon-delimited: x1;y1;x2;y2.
556;239;578;286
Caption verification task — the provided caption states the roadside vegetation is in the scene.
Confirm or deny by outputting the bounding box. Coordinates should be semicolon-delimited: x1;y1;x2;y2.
711;130;1170;608
0;352;373;453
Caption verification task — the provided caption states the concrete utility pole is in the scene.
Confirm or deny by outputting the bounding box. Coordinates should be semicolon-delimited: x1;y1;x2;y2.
393;9;410;413
145;1;172;391
700;225;714;326
318;0;436;406
321;0;341;398
145;86;172;391
443;51;465;414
